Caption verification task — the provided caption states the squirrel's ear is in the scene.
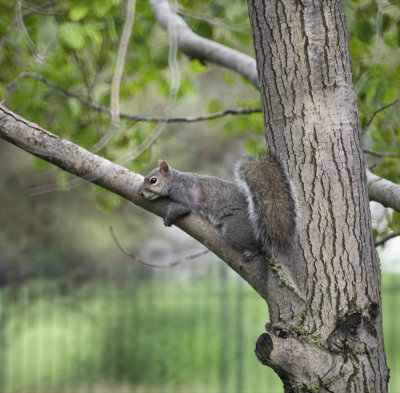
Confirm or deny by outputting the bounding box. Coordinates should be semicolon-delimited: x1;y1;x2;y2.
157;160;170;175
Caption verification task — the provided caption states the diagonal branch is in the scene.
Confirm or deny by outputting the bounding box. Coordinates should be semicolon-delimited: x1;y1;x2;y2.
149;0;259;89
0;103;270;300
7;72;262;123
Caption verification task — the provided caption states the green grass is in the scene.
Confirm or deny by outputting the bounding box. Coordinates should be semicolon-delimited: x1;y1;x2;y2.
382;274;400;393
1;272;400;393
1;276;282;393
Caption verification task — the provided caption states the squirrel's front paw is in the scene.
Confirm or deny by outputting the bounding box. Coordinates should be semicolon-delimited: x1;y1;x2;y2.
163;216;174;227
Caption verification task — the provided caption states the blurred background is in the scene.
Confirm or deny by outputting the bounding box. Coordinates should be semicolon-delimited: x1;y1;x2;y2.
1;128;400;393
1;0;400;392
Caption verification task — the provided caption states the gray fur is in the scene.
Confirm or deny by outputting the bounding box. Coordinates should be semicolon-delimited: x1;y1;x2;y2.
139;160;260;260
235;155;297;256
139;157;296;260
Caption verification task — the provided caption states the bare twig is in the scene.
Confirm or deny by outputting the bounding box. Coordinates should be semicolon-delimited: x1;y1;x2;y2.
111;0;136;127
363;97;400;133
90;0;137;153
110;226;209;267
7;72;261;123
375;231;400;247
364;149;400;158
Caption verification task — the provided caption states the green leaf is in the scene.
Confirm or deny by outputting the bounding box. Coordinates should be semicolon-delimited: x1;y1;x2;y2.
84;23;103;45
349;37;367;59
93;0;113;16
94;187;122;212
244;139;265;154
67;98;82;116
383;85;398;103
57;171;68;189
69;4;89;21
107;17;118;42
353;10;375;44
187;60;207;74
0;83;5;100
59;23;86;50
207;98;223;114
382;14;393;32
209;4;224;17
223;72;234;86
196;21;213;39
33;157;51;171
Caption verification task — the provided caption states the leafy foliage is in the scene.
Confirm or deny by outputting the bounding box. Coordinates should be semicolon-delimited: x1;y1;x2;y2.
0;0;399;236
345;0;400;236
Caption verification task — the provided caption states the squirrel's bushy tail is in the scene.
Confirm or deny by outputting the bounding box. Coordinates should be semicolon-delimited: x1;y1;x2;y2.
235;155;296;256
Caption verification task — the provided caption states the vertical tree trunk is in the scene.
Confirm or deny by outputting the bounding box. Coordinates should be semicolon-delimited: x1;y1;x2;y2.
247;0;389;391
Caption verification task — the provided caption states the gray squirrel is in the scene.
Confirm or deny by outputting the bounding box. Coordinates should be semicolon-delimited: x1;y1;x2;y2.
139;155;296;259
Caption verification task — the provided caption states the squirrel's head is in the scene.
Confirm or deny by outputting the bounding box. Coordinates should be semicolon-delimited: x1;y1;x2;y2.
139;160;172;200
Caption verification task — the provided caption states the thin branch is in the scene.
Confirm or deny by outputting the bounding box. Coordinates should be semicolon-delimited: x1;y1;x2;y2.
375;231;400;247
364;149;400;158
363;97;400;133
111;0;136;127
90;0;136;153
149;0;259;89
7;72;261;123
110;226;209;267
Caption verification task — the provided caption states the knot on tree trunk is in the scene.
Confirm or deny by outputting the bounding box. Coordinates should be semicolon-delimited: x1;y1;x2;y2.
255;333;274;365
254;331;355;392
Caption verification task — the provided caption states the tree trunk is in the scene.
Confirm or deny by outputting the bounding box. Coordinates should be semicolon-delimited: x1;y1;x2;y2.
247;0;389;391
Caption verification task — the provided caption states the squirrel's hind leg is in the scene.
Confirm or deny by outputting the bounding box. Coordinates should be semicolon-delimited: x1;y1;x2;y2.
221;216;261;262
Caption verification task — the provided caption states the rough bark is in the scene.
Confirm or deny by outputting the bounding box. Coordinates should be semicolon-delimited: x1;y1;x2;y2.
247;0;389;391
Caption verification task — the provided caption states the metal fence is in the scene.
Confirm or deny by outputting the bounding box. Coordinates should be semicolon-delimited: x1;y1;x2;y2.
0;262;399;393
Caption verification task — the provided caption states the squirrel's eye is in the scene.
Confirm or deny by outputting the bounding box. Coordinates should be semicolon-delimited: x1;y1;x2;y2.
149;177;158;184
